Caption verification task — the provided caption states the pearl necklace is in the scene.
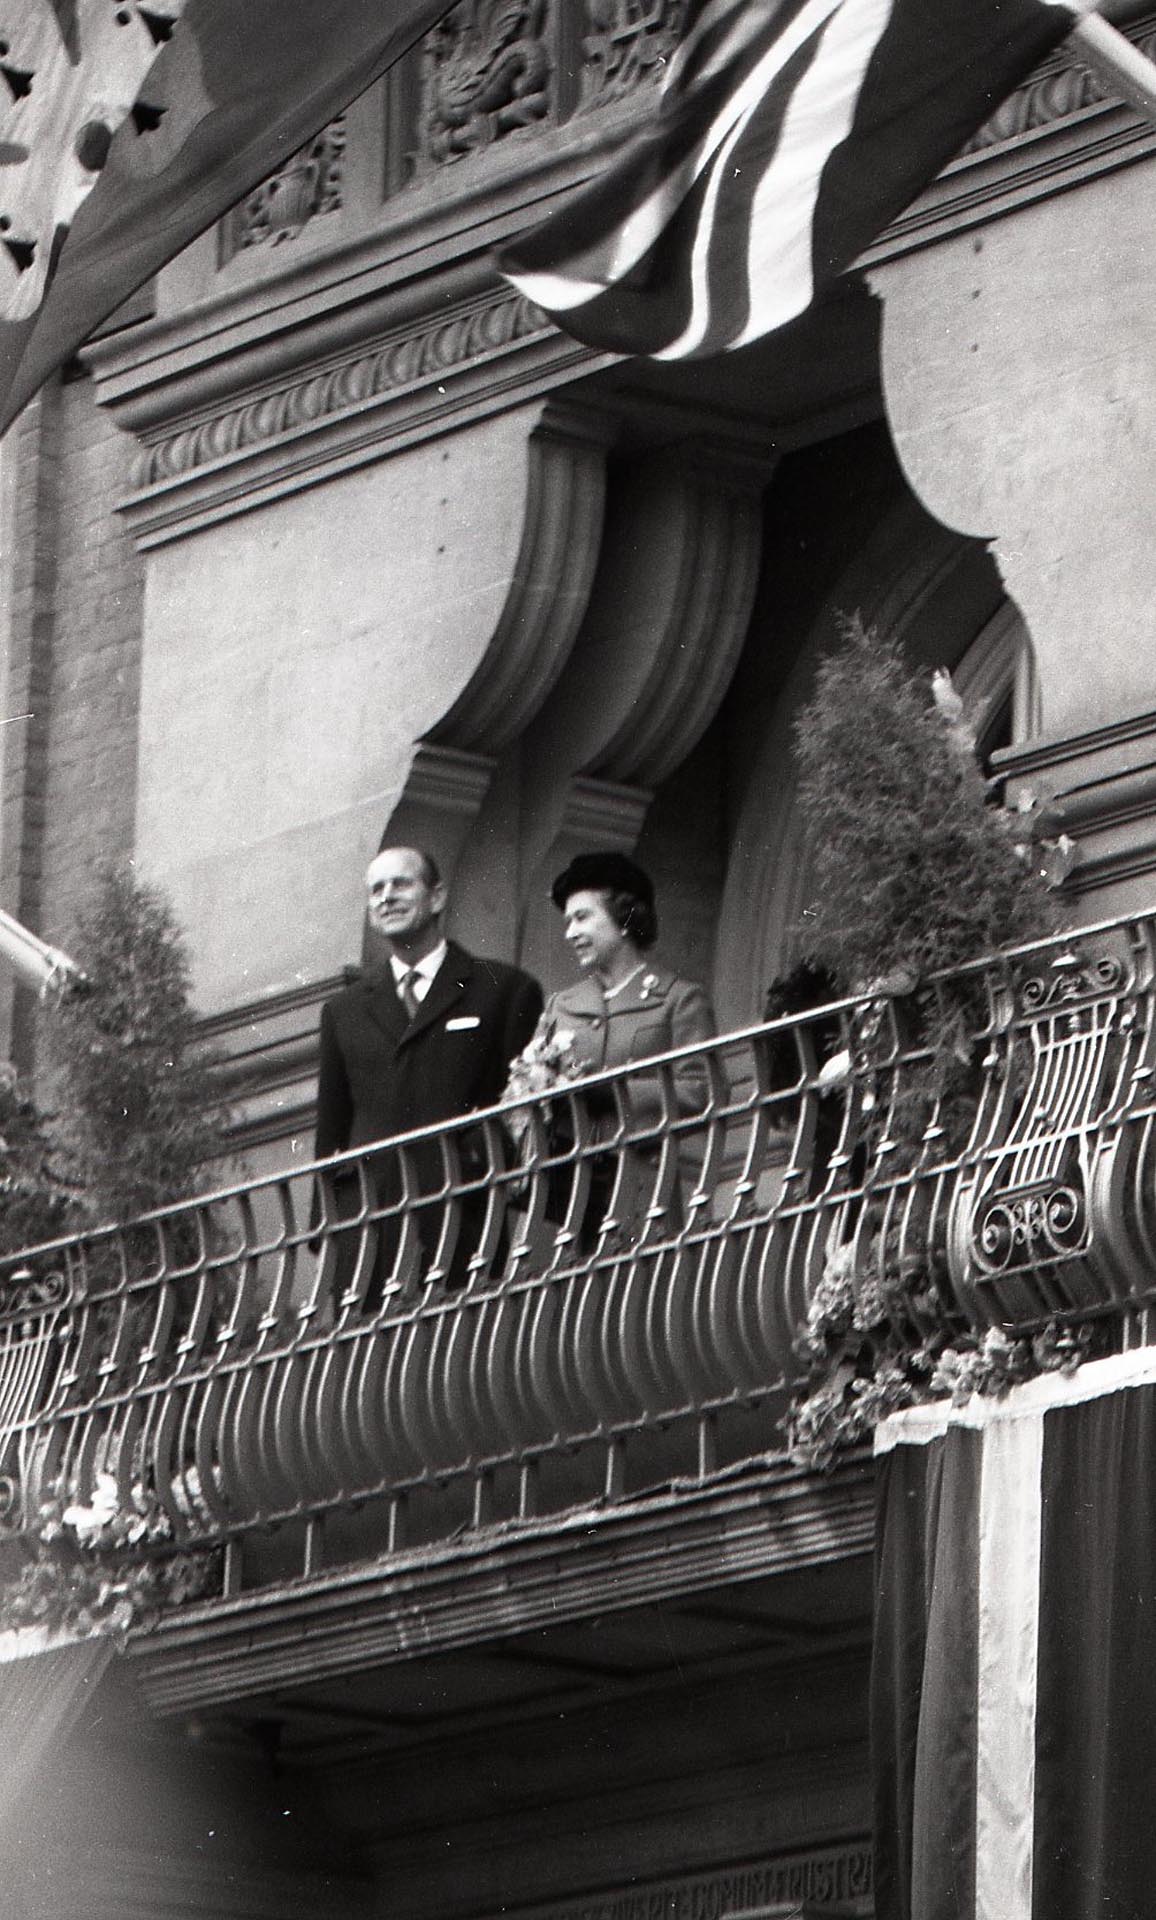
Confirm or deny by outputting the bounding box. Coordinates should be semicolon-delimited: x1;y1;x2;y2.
601;962;646;1002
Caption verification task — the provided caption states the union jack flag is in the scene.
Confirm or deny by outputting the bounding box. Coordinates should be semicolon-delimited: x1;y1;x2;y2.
500;0;1089;361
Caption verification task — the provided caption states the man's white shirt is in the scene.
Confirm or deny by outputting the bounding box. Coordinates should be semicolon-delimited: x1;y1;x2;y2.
390;941;447;1004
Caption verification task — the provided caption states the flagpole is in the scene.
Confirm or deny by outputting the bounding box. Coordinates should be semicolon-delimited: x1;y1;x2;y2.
0;909;85;1001
1070;10;1156;124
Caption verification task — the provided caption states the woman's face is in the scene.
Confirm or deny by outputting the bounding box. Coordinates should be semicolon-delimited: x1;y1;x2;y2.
563;889;631;972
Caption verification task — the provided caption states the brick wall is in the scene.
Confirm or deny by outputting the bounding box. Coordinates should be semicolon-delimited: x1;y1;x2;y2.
0;369;144;1072
39;374;144;947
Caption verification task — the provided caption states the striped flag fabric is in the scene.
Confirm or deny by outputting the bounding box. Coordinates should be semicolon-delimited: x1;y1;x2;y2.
0;0;457;434
873;1349;1156;1920
499;0;1089;361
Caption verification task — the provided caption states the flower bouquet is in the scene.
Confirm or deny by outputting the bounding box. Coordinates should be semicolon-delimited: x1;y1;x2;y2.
501;1026;583;1147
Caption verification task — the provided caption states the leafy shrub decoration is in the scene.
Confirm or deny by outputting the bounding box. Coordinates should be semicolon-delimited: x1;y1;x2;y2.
0;865;233;1644
0;1064;77;1257
792;613;1059;990
45;860;230;1224
0;1473;221;1642
785;616;1086;1468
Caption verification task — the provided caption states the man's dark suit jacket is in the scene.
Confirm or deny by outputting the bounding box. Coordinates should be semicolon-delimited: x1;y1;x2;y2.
314;940;543;1162
313;942;542;1295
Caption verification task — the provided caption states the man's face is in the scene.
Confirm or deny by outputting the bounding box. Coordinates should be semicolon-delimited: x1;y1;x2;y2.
366;848;445;947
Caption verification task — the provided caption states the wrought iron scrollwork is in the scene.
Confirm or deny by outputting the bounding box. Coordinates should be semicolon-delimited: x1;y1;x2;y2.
0;1266;68;1323
0;914;1154;1581
974;1180;1087;1274
1020;949;1127;1013
0;1474;23;1534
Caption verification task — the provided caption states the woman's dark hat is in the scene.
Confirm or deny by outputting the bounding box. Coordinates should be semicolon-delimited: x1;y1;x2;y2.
550;851;655;911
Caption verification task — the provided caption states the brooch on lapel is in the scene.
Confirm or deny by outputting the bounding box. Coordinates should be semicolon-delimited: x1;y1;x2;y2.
640;973;659;1001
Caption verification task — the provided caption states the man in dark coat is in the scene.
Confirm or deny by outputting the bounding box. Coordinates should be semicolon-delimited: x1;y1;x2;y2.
314;846;542;1298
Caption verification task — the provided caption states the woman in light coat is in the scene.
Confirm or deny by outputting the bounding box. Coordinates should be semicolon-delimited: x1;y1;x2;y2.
533;852;716;1244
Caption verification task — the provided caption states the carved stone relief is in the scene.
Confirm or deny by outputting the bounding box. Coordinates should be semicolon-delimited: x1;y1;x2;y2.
129;291;548;495
219;118;345;262
966;20;1156;151
419;0;553;165
579;0;686;110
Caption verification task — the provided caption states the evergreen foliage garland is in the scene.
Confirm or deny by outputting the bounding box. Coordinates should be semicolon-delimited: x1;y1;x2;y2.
46;862;229;1223
793;613;1056;989
0;1065;77;1256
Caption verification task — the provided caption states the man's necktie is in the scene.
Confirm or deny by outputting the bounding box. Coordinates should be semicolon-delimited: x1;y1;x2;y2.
398;968;421;1021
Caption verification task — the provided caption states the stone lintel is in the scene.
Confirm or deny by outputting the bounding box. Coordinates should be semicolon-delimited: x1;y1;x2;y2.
125;1454;874;1716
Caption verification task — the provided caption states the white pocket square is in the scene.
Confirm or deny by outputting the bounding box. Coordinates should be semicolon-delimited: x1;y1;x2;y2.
445;1015;481;1030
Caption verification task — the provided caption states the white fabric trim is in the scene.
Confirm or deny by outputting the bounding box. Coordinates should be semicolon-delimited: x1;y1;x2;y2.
875;1345;1156;1454
657;0;891;358
975;1410;1043;1920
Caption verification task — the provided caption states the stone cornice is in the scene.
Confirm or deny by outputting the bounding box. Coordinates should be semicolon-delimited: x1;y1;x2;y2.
199;971;344;1154
993;707;1156;901
86;118;627;546
862;13;1156;267
129;289;548;497
116;287;597;548
125;1452;874;1716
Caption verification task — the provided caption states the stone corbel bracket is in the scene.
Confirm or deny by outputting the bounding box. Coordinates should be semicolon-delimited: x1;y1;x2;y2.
425;401;618;756
375;399;615;874
517;437;772;974
585;441;771;791
520;438;772;874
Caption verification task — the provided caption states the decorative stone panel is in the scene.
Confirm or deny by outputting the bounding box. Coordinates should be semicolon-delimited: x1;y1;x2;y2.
219;118;345;264
579;0;686;110
965;16;1156;152
418;0;554;165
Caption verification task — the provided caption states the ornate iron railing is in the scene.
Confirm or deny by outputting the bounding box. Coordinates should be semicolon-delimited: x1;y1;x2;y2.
1;912;1155;1588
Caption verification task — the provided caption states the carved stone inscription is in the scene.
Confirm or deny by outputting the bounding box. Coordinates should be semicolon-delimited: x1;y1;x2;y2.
476;1843;875;1920
580;0;687;108
420;0;553;164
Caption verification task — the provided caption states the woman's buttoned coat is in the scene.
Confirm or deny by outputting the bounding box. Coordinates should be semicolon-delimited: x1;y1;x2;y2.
539;962;715;1123
533;961;716;1241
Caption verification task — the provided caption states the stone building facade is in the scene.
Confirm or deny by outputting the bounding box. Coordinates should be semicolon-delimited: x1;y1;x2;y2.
4;6;1156;1915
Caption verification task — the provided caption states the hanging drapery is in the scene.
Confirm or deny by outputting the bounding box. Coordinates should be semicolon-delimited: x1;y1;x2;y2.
873;1349;1156;1920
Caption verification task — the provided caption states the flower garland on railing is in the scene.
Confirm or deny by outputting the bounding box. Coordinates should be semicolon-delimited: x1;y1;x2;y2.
0;1472;222;1643
785;1238;1097;1472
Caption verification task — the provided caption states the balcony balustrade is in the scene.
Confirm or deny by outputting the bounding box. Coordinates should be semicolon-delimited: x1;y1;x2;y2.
1;912;1155;1592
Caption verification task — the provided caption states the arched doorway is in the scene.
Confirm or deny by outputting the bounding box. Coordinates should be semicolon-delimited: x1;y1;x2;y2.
709;473;1040;1027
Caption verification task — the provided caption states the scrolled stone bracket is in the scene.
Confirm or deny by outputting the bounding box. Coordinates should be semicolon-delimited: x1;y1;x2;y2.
428;399;618;757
